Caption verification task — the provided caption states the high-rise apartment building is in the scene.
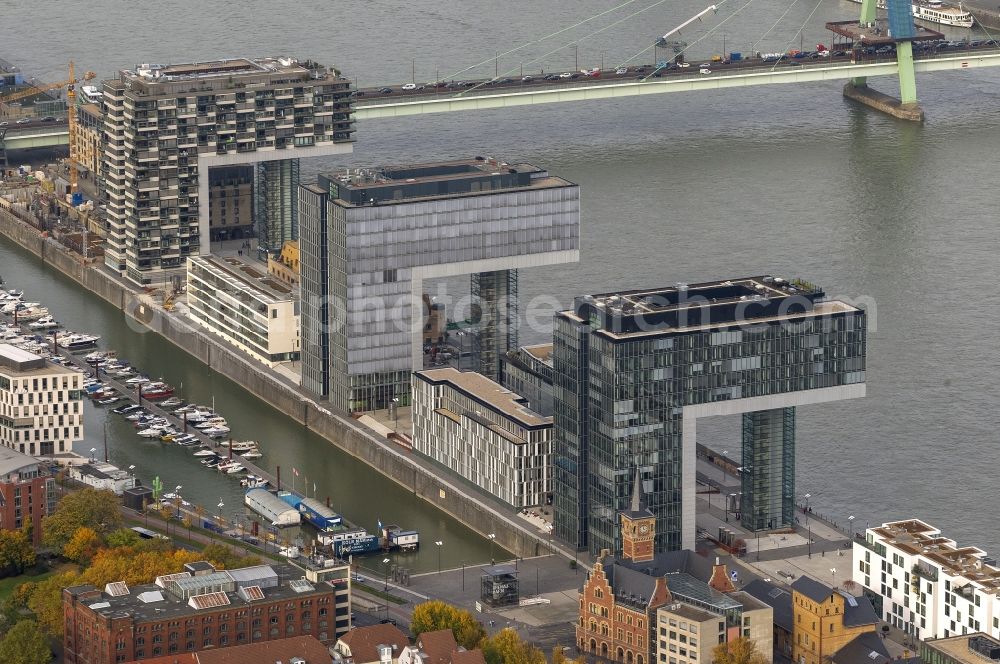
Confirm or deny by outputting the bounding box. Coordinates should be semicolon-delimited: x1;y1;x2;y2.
0;343;84;456
100;57;354;284
552;276;867;554
298;158;579;413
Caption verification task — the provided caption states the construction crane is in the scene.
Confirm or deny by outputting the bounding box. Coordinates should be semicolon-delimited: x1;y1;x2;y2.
0;62;96;193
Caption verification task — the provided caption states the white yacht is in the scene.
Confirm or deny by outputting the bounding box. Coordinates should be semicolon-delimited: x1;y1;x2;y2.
847;0;974;27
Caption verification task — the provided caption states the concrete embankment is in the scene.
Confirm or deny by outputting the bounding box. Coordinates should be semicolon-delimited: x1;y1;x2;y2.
0;207;560;561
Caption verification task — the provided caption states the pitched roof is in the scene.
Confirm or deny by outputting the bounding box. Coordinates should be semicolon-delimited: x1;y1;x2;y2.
452;651;487;664
125;636;329;664
194;636;331;664
416;629;460;664
338;624;410;662
843;592;879;627
742;579;793;633
791;575;834;603
708;562;736;593
828;631;890;664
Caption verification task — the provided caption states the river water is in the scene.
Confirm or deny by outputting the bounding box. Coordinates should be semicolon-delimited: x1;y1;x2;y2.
5;0;1000;556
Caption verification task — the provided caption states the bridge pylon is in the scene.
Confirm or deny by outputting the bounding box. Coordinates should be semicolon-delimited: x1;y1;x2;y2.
833;0;926;120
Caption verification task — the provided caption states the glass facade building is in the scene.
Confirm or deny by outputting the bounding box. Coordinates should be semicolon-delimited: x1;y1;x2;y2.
298;159;580;414
552;276;867;555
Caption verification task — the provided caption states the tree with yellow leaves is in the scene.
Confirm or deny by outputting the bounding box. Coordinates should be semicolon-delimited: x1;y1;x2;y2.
28;571;81;637
410;600;487;650
0;528;36;575
481;628;546;664
63;527;101;564
712;637;769;664
41;488;121;553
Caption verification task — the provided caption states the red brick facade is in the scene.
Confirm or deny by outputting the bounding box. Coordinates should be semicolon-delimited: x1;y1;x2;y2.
0;473;54;546
63;585;343;664
577;558;673;664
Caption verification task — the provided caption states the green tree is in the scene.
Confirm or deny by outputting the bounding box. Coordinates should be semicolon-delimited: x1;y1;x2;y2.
41;489;121;553
481;628;545;664
105;528;141;549
200;543;260;570
62;527;101;564
27;572;81;637
410;600;487;650
0;529;36;575
0;619;52;664
712;637;768;664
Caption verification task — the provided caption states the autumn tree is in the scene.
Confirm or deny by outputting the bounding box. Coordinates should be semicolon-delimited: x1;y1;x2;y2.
481;628;545;664
712;637;769;664
0;529;36;575
79;545;203;588
41;489;121;553
28;572;81;637
410;600;487;650
63;527;101;564
0;619;51;664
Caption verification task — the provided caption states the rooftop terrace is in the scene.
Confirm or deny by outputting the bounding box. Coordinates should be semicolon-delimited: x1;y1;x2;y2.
319;158;575;207
566;275;860;338
871;519;1000;595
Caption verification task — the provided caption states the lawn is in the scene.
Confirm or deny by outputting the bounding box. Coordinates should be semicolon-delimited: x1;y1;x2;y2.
0;562;80;603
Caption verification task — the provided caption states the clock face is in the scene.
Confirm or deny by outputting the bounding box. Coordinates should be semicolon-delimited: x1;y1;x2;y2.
639;524;649;535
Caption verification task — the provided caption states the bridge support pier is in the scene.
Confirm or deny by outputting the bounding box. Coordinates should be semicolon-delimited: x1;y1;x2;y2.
843;82;924;121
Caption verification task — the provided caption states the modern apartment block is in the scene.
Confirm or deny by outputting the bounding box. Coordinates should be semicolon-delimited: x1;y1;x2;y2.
0;343;83;455
854;519;1000;643
299;158;579;412
412;367;552;508
101;57;354;284
187;255;299;365
63;560;351;664
503;343;554;417
0;445;56;546
552;276;867;554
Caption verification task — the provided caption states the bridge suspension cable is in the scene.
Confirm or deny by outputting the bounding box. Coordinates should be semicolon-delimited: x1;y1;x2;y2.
750;0;804;57
454;0;682;96
769;0;826;72
434;0;651;84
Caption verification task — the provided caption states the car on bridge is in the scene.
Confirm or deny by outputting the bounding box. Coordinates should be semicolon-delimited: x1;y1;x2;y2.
378;87;393;94
402;83;417;91
615;67;628;75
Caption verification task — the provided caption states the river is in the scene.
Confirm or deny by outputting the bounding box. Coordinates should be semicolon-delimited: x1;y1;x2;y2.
4;0;1000;555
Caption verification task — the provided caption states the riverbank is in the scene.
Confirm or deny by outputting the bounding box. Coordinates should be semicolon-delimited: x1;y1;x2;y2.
0;205;566;562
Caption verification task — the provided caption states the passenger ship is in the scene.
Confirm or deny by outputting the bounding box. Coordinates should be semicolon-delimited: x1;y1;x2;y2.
847;0;974;27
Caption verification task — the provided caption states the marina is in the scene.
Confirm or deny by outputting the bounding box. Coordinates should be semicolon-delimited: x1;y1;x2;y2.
0;279;426;563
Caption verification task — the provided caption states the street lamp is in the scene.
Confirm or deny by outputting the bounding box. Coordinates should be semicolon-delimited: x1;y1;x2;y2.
382;557;391;621
128;465;135;475
175;485;183;518
848;515;856;541
720;450;728;482
488;533;496;564
804;493;812;523
217;499;224;523
435;540;443;574
89;447;97;462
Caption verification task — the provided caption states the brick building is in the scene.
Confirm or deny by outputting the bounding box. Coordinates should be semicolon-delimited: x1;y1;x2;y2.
127;634;331;663
63;561;350;664
0;445;56;546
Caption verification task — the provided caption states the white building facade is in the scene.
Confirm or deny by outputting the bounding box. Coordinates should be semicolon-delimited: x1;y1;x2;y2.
187;255;300;365
69;462;138;495
412;368;552;509
854;519;1000;642
0;344;83;456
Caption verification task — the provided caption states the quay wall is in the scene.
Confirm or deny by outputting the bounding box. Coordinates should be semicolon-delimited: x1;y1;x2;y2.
0;206;556;561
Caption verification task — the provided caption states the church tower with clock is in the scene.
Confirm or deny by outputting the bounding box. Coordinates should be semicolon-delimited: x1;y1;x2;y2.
620;468;655;563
